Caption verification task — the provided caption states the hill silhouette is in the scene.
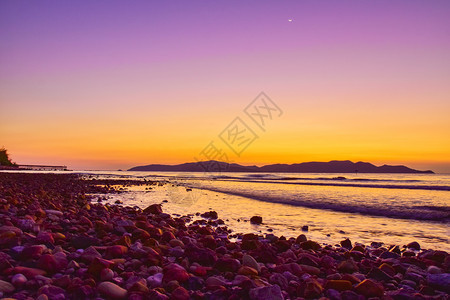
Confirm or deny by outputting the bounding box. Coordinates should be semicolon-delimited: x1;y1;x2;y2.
129;160;434;173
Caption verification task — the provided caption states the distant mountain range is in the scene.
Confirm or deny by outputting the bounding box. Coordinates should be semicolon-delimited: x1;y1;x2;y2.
128;160;434;174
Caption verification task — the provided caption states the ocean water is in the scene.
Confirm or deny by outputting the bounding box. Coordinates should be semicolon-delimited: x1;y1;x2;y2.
83;171;450;251
3;170;449;251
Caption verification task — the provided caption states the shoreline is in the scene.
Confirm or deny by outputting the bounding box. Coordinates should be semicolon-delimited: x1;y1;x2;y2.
0;173;448;299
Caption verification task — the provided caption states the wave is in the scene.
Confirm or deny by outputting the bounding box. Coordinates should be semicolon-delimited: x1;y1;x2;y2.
188;186;450;223
216;178;450;191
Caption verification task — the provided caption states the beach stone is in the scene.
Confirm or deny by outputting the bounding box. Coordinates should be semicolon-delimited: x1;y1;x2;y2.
340;238;352;249
11;274;27;287
341;290;360;300
379;263;396;276
148;290;169;300
296;234;307;243
325;289;342;300
249;285;283;300
170;286;190;300
427;265;442;274
301;225;309;231
337;259;359;273
0;280;15;293
355;279;384;297
37;254;66;274
205;276;227;287
70;235;99;249
105;245;128;258
427;273;450;292
238;266;259;276
143;204;162;214
37;284;66;299
87;257;114;277
325;280;352;291
12;266;46;278
0;226;23;236
147;273;163;288
303;278;323;298
163;263;189;283
300;240;321;251
214;257;241;272
45;210;63;217
20;244;46;260
406;241;420;250
243;254;260;273
269;273;288;290
250;216;262;224
185;243;217;266
36;231;55;244
367;267;393;281
201;211;218;219
98;282;127;299
100;268;114;281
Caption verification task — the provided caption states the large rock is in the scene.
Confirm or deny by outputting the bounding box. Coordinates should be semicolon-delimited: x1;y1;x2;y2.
250;285;284;300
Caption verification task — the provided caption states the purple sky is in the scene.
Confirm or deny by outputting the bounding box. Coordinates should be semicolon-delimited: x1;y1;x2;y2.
1;1;450;171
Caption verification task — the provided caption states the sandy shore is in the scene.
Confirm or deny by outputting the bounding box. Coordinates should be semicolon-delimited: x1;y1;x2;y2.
0;172;448;299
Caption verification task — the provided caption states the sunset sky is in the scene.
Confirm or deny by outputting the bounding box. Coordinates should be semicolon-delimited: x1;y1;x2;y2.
1;1;449;172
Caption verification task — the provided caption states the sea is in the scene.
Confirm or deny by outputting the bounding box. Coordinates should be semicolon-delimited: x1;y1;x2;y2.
5;170;450;251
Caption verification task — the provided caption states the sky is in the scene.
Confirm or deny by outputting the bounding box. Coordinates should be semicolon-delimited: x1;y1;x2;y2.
1;1;449;172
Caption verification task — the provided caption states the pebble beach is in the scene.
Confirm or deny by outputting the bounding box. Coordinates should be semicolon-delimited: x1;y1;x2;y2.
0;173;449;299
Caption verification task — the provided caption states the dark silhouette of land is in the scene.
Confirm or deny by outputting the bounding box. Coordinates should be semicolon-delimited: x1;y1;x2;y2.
129;160;434;173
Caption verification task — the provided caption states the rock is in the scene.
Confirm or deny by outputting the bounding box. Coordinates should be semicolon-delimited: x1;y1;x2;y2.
269;273;288;290
340;238;352;250
303;278;323;298
147;273;163;288
325;280;352;291
300;240;321;251
170;286;190;300
36;231;55;244
0;279;15;293
12;266;46;278
98;282;127;299
143;204;163;214
205;276;227;287
379;263;396;277
249;285;284;300
11;274;27;287
238;266;259;276
105;245;128;258
200;211;218;219
337;259;359;273
37;254;64;274
296;234;307;243
406;241;420;250
214;257;241;272
70;235;99;249
163;263;189;283
355;279;384;297
250;216;262;224
242;254;260;273
427;265;442;274
301;225;308;232
100;268;115;281
427;273;450;293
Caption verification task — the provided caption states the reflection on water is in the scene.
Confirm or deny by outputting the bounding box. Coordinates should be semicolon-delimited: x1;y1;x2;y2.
101;183;450;252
